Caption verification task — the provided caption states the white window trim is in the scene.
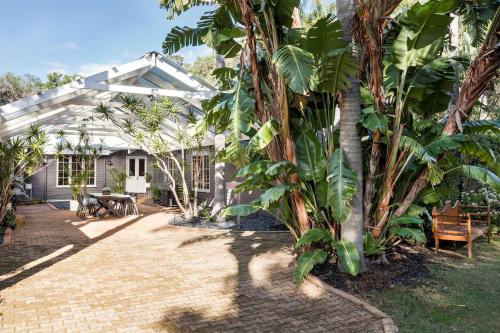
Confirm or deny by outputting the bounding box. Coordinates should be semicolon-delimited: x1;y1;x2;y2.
191;152;210;193
56;155;97;188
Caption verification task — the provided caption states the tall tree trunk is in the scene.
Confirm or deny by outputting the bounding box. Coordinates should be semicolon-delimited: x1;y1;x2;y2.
337;0;366;272
211;55;227;219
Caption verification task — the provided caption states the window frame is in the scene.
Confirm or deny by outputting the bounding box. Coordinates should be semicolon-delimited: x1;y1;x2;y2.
191;152;210;193
56;155;97;188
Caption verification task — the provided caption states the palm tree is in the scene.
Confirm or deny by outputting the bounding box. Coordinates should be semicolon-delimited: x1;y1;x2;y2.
336;0;366;272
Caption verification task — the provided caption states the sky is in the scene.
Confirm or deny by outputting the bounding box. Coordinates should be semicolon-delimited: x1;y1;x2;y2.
0;0;213;79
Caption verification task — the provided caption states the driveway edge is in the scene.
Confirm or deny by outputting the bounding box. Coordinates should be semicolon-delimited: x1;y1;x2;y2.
305;275;398;333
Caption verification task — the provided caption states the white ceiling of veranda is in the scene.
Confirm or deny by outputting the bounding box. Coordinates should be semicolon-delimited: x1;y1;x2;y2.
0;52;217;151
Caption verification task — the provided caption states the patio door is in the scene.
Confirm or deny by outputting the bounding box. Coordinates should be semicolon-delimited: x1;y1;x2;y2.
126;156;147;193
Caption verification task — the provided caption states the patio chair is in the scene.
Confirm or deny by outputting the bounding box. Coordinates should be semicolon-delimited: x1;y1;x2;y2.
76;194;100;219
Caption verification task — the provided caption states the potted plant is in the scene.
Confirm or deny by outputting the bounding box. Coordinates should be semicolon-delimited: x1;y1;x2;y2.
145;172;152;189
110;169;126;193
0;209;16;247
102;187;112;195
69;172;84;211
151;185;161;204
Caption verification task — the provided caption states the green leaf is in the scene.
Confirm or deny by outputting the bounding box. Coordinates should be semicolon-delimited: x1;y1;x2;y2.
399;135;436;164
389;215;423;226
221;204;261;217
462;165;500;192
295;228;333;249
295;128;327;183
462;120;500;134
273;45;315;94
312;47;357;93
391;227;426;244
392;0;459;71
225;79;255;163
163;26;206;54
306;14;346;58
265;161;296;177
364;233;386;256
260;184;293;209
459;141;499;174
362;112;389;132
336;240;360;276
236;160;273;178
248;120;279;153
327;149;358;223
293;249;328;284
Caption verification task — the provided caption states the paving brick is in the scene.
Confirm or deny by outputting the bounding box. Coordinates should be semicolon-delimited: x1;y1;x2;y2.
0;204;389;332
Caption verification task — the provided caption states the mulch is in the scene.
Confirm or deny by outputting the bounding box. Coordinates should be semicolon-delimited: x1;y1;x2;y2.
312;247;430;295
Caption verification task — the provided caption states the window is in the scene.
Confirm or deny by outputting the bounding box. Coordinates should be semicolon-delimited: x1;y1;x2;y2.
57;156;96;187
191;154;210;192
165;157;179;184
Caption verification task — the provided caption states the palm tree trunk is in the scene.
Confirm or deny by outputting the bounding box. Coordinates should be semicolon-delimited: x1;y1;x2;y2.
337;0;366;272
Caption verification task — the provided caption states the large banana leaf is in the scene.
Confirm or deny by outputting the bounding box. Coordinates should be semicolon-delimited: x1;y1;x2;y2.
392;0;459;71
221;204;261;217
306;14;346;59
295;228;334;249
462;165;500;192
327;149;358;223
462;120;500;134
391;227;426;244
295;128;327;183
399;135;436;164
163;26;205;54
311;47;357;93
459;141;499;174
225;79;255;163
248;120;279;153
260;184;294;209
336;240;360;276
273;45;315;95
293;249;328;284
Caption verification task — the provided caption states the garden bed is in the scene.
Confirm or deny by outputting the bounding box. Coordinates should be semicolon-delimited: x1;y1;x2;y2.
167;210;288;232
312;247;430;295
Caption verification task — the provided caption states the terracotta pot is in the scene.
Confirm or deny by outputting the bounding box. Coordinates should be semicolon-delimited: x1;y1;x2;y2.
0;228;13;247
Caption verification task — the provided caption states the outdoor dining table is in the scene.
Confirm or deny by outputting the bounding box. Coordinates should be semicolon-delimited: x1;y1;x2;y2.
88;193;138;217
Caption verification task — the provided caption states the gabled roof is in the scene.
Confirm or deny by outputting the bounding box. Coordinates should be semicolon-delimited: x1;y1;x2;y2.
0;52;216;150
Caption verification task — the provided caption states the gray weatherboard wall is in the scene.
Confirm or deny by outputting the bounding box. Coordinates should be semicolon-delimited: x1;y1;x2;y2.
28;149;260;204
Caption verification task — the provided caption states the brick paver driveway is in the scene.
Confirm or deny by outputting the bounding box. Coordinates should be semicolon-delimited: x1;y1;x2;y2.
0;205;394;332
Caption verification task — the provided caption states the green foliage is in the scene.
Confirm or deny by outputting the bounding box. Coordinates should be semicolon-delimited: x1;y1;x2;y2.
110;169;127;193
327;149;358;223
295;228;333;249
462;165;500;192
293;249;328;284
294;128;327;183
273;45;315;94
336;239;361;276
151;185;162;201
221;204;261;217
1;209;16;230
260;185;294;209
247;120;279;153
0;124;46;224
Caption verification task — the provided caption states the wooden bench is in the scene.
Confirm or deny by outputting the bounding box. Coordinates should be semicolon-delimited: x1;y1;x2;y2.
432;201;491;257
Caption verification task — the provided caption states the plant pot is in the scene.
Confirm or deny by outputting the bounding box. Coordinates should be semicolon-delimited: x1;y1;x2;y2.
69;200;79;211
145;183;151;189
0;227;13;247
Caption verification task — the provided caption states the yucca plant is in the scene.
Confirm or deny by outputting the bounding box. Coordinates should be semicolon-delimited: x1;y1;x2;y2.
0;124;46;224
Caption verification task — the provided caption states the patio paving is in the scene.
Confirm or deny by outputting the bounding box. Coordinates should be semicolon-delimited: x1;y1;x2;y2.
0;204;395;332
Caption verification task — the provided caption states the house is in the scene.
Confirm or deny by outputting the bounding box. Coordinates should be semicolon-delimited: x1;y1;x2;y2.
0;52;257;207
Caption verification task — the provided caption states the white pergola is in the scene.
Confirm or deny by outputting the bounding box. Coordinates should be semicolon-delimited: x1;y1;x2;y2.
0;52;217;150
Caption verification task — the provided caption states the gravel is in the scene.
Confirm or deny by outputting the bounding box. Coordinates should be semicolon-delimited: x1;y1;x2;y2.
167;210;287;231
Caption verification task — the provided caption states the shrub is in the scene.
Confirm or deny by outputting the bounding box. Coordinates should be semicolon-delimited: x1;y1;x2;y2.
1;210;16;230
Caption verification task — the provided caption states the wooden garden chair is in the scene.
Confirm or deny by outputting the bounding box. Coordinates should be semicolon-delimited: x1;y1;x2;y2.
432;201;491;257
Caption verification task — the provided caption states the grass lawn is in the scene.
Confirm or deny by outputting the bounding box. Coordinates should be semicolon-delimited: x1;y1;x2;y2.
367;237;500;333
